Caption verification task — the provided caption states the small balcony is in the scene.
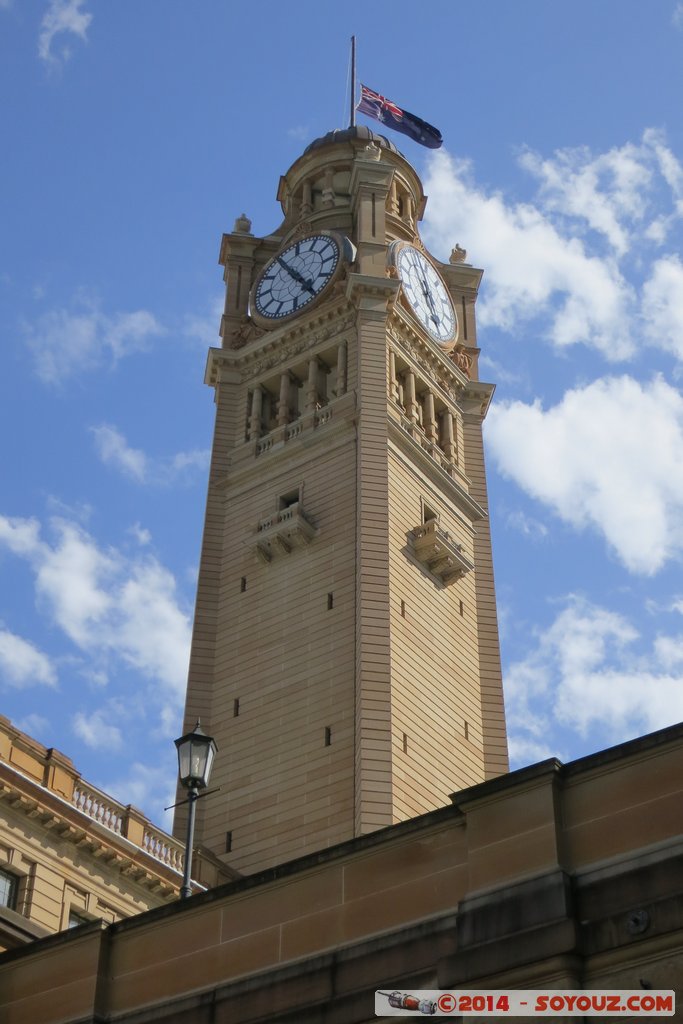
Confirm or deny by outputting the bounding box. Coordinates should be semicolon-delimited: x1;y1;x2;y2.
411;519;474;586
256;503;316;562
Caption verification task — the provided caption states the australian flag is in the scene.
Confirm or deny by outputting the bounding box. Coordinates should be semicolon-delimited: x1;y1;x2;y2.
356;85;443;149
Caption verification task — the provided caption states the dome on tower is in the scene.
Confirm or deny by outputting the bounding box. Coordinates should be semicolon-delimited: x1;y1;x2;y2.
303;125;402;157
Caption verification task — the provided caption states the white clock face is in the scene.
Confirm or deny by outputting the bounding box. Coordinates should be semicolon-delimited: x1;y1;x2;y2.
254;235;340;320
397;246;456;344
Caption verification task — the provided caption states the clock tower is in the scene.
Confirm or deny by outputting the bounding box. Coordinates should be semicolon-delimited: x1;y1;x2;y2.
177;127;508;876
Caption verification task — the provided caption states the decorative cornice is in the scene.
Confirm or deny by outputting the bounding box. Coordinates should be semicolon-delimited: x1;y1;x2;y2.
388;418;485;525
461;380;496;420
0;761;181;898
345;273;401;305
388;311;469;404
205;303;356;386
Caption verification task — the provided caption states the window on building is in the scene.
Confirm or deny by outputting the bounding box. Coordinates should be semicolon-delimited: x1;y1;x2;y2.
0;869;18;911
278;488;300;510
422;503;438;524
68;910;91;929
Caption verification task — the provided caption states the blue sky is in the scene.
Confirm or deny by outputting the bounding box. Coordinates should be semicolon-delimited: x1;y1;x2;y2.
2;0;683;828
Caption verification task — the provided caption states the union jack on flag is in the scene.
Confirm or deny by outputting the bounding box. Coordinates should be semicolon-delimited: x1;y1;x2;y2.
356;84;443;149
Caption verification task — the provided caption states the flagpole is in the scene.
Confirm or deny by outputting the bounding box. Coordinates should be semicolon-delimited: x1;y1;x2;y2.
350;36;356;128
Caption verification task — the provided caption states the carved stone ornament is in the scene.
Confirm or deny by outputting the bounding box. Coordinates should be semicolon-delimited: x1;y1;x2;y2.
363;141;382;161
286;220;315;244
410;234;428;256
450;344;472;377
232;315;265;348
449;244;467;264
240;309;356;381
233;213;252;234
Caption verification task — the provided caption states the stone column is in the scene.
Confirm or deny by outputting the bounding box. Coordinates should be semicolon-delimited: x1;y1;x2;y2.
301;179;313;216
388;349;399;403
404;370;418;425
405;194;414;228
278;372;292;427
441;408;456;463
322;169;335;208
249;385;263;440
306;357;320;412
388;179;398;215
423;390;438;442
336;341;347;396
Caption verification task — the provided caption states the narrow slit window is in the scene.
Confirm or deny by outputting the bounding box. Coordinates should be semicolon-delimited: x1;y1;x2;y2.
327;593;334;610
240;576;247;593
233;698;240;718
400;599;406;618
464;721;469;741
225;831;232;853
402;732;408;754
324;726;332;746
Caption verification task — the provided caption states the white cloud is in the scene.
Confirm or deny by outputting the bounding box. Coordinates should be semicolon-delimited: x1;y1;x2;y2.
15;714;51;738
518;130;683;253
38;0;92;66
91;425;147;482
673;2;683;28
105;758;179;830
423;133;683;362
0;515;191;708
422;150;634;359
0;628;57;688
0;516;42;557
518;140;651;257
128;523;152;546
642;255;683;361
505;596;683;765
114;560;191;699
91;423;209;485
486;375;683;574
23;298;164;385
35;520;116;647
505;509;548;540
170;449;210;474
73;708;122;750
183;295;223;347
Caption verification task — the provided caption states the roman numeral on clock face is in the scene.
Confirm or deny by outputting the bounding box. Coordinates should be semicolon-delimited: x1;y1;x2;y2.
254;235;341;320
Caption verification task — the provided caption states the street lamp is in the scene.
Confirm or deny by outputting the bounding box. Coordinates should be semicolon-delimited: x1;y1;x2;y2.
174;720;217;899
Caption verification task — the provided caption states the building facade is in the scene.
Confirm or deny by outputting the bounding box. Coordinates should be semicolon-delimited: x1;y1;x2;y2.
0;715;232;953
2;724;682;1022
177;126;508;876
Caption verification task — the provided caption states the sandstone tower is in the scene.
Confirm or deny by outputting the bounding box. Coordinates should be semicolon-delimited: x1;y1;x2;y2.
176;127;508;875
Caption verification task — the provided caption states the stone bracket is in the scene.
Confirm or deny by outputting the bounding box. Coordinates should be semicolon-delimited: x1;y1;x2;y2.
411;519;474;585
256;503;316;563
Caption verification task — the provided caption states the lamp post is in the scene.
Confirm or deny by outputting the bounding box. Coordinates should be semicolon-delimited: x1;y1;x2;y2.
174;720;217;899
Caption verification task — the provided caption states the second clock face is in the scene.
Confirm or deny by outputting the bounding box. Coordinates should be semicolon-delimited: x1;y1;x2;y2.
254;235;340;320
397;245;456;344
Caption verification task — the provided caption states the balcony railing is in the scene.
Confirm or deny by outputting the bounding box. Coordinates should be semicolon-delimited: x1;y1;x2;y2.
256;502;316;562
72;781;185;873
411;519;474;586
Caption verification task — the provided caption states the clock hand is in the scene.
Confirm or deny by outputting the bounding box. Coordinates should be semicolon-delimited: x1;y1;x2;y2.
277;257;315;294
419;277;440;327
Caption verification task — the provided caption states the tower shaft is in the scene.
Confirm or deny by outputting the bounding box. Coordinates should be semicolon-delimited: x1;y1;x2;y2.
177;128;508;875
